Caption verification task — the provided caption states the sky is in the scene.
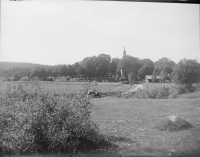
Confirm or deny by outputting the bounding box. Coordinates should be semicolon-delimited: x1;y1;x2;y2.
1;0;199;66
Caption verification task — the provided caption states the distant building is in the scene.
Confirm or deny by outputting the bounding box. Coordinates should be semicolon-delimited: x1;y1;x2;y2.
123;46;126;57
121;47;127;80
145;75;162;83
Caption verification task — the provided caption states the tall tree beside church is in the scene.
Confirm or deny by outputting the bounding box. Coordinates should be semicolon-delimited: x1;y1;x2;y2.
110;58;120;77
118;55;141;79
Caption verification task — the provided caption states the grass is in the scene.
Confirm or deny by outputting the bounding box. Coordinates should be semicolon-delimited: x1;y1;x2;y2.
1;81;200;156
144;83;174;88
0;81;175;97
91;96;200;156
0;81;120;96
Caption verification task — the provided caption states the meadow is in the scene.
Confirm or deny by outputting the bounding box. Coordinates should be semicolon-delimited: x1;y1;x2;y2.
0;81;120;96
1;81;200;157
0;81;174;95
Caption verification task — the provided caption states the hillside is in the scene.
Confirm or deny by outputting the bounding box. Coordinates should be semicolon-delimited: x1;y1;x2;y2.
0;62;42;72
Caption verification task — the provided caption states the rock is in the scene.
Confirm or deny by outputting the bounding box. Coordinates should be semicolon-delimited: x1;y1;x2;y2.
157;115;192;131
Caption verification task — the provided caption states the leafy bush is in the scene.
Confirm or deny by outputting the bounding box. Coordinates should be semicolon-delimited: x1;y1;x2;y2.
168;84;199;99
133;84;199;99
135;86;170;99
171;84;187;95
0;79;110;155
122;81;129;84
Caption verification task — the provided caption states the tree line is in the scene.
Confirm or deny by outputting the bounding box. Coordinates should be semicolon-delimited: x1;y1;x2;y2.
0;54;200;87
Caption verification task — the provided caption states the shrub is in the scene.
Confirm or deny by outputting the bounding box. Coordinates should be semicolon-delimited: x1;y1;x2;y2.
134;84;199;99
0;79;110;155
171;84;187;95
135;86;170;99
170;84;197;96
122;81;129;84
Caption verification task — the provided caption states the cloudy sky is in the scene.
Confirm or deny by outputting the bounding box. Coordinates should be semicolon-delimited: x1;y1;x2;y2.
1;0;199;65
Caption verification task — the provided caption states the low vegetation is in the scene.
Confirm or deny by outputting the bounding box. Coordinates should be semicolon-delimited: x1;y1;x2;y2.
119;83;200;99
0;80;200;156
134;85;169;99
0;79;111;156
91;95;200;156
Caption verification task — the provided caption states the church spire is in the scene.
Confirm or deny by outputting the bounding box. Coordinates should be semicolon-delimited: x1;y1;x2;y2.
123;46;126;57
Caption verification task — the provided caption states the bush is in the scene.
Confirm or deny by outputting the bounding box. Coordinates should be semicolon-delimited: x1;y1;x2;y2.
135;86;170;99
0;79;110;155
122;81;129;84
134;84;199;99
171;85;187;95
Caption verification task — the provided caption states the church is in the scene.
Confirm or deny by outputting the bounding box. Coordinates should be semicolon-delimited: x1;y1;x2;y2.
120;47;127;80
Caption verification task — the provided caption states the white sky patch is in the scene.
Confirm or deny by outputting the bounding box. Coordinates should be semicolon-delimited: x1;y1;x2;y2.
1;1;199;65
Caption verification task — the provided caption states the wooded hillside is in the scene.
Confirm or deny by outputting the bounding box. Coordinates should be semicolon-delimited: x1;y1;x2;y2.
0;62;41;72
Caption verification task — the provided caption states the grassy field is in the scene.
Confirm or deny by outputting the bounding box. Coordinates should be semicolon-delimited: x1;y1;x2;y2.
1;81;200;157
0;81;175;95
0;81;120;96
91;96;200;156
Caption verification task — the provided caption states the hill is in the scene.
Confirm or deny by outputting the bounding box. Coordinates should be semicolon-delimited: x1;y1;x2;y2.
0;62;42;72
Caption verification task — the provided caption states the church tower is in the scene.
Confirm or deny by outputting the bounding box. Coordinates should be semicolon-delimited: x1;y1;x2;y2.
123;47;126;58
121;47;127;80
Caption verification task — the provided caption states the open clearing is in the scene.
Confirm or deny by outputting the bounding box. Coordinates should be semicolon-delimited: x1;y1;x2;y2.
0;81;174;95
91;96;200;156
0;81;120;95
1;81;200;156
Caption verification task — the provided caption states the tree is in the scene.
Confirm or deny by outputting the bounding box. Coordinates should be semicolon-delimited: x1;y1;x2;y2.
81;56;97;79
128;72;137;85
30;66;40;78
95;54;111;78
173;59;200;91
159;70;170;82
137;59;154;80
73;62;81;77
38;67;47;80
153;57;175;77
118;55;141;79
46;67;53;78
152;68;160;83
110;58;120;78
137;66;148;81
66;65;75;77
159;66;172;82
13;72;21;81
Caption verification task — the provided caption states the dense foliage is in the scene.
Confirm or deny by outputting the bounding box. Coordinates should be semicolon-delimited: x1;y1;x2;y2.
153;57;175;82
1;54;200;86
119;84;199;99
134;86;170;99
0;79;110;155
173;59;200;91
0;55;174;82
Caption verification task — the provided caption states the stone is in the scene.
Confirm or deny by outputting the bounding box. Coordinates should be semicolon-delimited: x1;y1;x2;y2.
157;115;192;131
